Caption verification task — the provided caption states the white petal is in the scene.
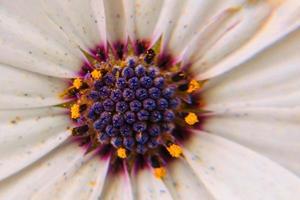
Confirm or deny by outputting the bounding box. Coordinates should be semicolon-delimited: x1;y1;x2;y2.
203;107;300;176
194;0;300;80
0;141;85;199
100;168;133;200
32;155;110;200
184;131;300;200
0;0;83;78
131;169;172;200
163;159;214;200
0;65;67;109
203;28;300;109
103;0;127;49
151;0;185;50
124;0;164;45
0;107;70;181
189;1;272;74
160;0;249;58
42;0;107;52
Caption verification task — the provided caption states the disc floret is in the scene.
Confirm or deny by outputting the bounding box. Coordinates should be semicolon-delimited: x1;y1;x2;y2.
64;48;203;178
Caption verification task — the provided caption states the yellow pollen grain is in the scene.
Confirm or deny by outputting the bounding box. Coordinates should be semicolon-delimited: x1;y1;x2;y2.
73;78;82;89
187;79;201;93
185;112;199;125
154;167;166;179
91;69;101;79
120;61;127;67
70;104;80;119
167;144;182;158
227;6;242;13
89;181;96;187
117;147;127;159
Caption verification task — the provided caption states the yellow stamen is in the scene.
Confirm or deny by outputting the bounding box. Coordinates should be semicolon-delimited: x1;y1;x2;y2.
59;88;69;98
73;78;82;89
91;69;102;79
185;112;199;125
70;104;80;119
117;147;127;159
120;61;127;67
187;79;201;93
167;144;182;158
154;167;166;179
116;70;120;79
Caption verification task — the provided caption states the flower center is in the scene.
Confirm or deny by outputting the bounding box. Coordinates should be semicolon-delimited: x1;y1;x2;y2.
62;45;203;179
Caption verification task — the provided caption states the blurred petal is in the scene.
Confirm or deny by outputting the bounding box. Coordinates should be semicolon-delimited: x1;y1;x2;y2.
0;0;83;78
184;131;300;200
204;107;300;176
203;27;300;109
0;141;85;199
32;156;110;200
163;159;214;200
193;0;300;80
42;0;107;52
0;107;70;181
124;0;164;46
100;169;133;200
131;169;172;200
0;64;67;109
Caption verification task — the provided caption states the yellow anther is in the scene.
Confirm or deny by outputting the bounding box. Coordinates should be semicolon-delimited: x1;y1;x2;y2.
185;112;199;125
116;70;120;79
73;78;82;89
228;6;242;13
187;79;201;93
167;144;182;158
91;69;102;79
153;167;166;179
120;61;127;67
70;104;80;119
117;147;127;159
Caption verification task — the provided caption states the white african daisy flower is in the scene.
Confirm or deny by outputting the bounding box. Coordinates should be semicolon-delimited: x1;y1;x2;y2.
0;0;299;200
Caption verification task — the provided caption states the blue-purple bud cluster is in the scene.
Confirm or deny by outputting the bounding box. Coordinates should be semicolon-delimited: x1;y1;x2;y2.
87;59;181;154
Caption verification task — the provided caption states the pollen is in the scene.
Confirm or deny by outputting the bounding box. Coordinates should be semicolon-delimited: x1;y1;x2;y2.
187;79;201;93
167;144;182;158
117;147;127;159
70;104;80;119
153;167;166;179
73;78;82;89
185;112;199;125
120;60;127;67
91;69;102;79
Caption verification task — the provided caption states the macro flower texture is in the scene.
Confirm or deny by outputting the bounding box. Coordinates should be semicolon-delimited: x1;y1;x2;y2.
0;0;299;199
